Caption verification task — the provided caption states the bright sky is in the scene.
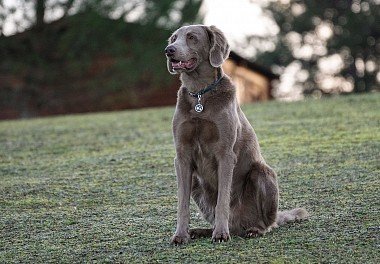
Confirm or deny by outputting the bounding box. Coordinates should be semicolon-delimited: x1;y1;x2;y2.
201;0;278;56
202;0;274;40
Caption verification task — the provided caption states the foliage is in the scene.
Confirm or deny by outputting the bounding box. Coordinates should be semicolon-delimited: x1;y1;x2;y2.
256;0;379;95
0;0;203;72
0;0;202;116
0;93;379;262
0;0;203;35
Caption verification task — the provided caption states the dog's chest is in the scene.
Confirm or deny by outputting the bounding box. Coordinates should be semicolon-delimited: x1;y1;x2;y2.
177;118;220;180
178;117;219;144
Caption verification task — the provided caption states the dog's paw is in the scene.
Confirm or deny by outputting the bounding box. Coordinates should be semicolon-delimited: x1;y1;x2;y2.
212;230;230;243
245;227;265;238
170;233;190;246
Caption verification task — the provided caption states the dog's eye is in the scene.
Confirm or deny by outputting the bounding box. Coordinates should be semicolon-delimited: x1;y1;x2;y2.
170;35;177;43
188;35;195;40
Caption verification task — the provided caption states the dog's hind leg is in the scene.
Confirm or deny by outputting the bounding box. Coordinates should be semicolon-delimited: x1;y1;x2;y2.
245;162;279;236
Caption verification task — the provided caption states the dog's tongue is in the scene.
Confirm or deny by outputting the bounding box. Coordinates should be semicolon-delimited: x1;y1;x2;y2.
172;59;194;69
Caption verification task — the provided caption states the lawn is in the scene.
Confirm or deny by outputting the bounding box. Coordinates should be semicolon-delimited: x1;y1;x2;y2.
0;93;379;263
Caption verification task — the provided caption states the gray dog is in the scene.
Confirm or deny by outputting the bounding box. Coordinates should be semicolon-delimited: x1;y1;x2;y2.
165;25;308;245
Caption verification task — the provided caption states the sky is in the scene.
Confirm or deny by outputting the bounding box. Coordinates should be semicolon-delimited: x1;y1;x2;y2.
201;0;279;57
202;0;276;44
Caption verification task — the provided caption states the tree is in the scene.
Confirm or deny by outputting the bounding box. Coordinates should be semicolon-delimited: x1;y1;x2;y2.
0;0;203;117
0;0;202;36
254;0;379;97
35;0;45;29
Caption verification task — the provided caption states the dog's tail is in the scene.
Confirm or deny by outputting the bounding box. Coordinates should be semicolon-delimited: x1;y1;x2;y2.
275;208;309;227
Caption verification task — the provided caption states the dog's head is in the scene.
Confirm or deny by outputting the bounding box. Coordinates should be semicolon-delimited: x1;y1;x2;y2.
165;25;230;74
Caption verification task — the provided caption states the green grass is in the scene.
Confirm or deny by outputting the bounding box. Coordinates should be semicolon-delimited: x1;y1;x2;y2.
0;93;379;263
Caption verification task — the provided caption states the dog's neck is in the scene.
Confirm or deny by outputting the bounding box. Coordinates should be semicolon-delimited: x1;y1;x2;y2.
180;62;221;93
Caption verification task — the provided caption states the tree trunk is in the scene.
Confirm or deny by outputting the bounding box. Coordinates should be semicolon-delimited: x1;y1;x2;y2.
36;0;45;30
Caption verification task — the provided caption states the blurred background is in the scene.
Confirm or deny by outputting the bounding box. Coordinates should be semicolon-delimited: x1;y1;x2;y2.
0;0;379;119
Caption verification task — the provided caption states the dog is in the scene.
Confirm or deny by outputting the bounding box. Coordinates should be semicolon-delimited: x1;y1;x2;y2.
165;25;308;245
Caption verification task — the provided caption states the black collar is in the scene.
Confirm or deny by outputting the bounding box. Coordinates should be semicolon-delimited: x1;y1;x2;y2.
184;68;223;98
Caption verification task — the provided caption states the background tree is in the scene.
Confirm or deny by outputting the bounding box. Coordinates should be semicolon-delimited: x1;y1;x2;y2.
254;0;379;98
0;0;203;118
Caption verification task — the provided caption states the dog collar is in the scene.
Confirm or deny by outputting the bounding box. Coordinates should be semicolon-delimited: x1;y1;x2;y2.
184;68;223;113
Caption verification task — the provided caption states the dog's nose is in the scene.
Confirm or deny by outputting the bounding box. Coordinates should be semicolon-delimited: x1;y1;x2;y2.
165;45;176;56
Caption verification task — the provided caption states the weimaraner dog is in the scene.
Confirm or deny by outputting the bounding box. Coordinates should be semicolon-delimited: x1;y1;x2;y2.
165;25;308;245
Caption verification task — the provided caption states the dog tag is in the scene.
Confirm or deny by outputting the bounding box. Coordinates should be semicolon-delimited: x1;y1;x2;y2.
195;94;203;113
195;103;203;112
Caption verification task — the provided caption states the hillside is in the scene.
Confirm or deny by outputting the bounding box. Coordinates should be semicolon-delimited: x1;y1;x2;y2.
0;93;379;263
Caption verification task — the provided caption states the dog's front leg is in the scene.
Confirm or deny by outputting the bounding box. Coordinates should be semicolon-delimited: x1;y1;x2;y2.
212;152;236;242
170;155;192;245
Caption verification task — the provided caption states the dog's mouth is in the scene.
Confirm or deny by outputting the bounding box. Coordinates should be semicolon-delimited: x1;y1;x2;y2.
170;58;197;70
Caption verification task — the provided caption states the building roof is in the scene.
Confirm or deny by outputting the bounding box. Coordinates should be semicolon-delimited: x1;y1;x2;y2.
228;51;279;80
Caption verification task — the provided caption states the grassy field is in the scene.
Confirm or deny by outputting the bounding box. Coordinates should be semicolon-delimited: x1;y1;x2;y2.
0;93;379;263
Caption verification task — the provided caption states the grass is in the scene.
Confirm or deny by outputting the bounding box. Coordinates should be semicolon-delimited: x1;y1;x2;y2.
0;93;379;263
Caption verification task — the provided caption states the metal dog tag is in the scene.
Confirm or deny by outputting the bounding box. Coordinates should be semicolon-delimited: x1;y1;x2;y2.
195;103;203;113
195;94;203;113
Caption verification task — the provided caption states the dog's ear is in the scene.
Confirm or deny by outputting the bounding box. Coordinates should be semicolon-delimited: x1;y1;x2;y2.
205;25;230;67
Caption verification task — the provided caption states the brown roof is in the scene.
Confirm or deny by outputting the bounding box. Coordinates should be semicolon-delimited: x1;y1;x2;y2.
228;51;279;80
